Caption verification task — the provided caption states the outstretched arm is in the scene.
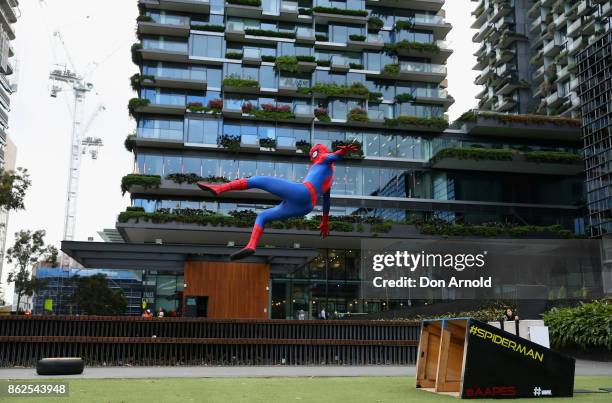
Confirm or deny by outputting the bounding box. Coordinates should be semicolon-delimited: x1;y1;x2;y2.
324;144;359;163
319;190;331;238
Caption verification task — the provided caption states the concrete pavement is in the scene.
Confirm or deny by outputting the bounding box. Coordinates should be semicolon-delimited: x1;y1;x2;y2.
0;360;610;379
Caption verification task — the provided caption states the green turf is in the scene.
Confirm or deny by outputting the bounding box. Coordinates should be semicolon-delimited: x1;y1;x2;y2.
1;376;610;402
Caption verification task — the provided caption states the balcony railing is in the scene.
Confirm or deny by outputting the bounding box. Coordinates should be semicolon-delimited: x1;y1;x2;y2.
399;62;446;75
413;88;448;98
413;14;445;25
367;109;385;121
243;47;261;59
293;104;313;115
280;1;298;12
142;39;188;53
296;26;314;38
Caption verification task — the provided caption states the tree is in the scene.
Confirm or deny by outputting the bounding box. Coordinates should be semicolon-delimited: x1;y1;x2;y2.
5;230;56;312
0;168;31;212
70;274;127;316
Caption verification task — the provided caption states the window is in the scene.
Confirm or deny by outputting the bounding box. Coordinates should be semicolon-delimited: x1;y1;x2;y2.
260;66;277;89
186;118;219;145
183;157;201;175
190;34;223;58
138;118;183;140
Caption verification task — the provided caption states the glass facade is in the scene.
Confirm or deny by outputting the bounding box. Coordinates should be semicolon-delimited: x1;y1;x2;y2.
127;0;587;317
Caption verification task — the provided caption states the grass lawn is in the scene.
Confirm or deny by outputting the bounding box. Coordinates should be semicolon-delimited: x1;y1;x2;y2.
1;376;610;402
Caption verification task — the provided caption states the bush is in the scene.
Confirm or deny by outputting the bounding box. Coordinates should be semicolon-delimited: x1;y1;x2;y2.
120;174;161;195
166;173;203;184
525;151;582;164
347;108;368;123
225;52;243;60
312;6;368;17
218;134;240;151
131;43;142;65
296;55;316;63
394;20;414;32
349;34;366;42
315;34;329;42
124;134;136;153
261;55;277;62
316;59;331;66
227;0;261;6
382;63;400;75
543;301;612;350
367;16;384;32
191;24;225;32
385;115;449;130
368;92;383;103
394;93;414;103
431;147;514;163
245;29;296;39
127;98;150;118
314;108;331;122
311;82;369;98
222;75;259;88
349;63;364;70
275;56;299;73
137;15;153;22
384;41;440;55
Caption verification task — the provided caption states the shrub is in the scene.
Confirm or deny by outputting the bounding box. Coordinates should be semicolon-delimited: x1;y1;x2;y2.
394;93;414;103
298;8;312;15
166;173;203;184
312;6;368;17
394;20;414;32
131;43;142;65
127;98;150;118
218;134;240;151
136;15;153;22
245;29;296;39
275;56;299;73
124;134;136;153
249;104;295;120
347;108;368;122
349;63;364;70
126;206;145;212
120;174;161;195
261;55;277;62
191;24;225;32
316;59;331;66
296;55;316;63
227;0;261;6
367;16;384;32
543;301;612;350
315;34;329;42
314;108;331;122
368;92;383;103
525;151;582;164
457;110;478;122
225;52;243;60
208;99;223;111
349;34;366;42
384;40;440;55
296;140;311;154
222;75;259;88
385;115;448;130
431;147;514;163
311;82;369;98
259;138;277;148
477;111;581;127
382;63;400;75
130;74;155;92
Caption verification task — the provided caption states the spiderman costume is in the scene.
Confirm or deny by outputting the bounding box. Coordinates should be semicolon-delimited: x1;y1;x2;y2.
197;143;358;260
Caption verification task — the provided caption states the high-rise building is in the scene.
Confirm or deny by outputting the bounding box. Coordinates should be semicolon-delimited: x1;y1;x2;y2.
61;0;591;319
0;0;18;282
578;29;611;237
471;0;611;117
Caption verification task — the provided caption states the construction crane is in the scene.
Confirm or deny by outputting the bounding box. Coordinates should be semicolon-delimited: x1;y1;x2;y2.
49;30;105;268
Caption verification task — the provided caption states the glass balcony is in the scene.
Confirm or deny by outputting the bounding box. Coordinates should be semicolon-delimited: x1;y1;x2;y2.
367;109;385;121
367;33;383;44
142;39;188;53
138;128;184;141
152;14;190;26
293;104;313;115
413;14;444;25
240;134;259;148
413;88;448;98
226;21;245;33
277;136;296;149
296;26;314;39
243;48;261;59
331;55;349;66
399;62;446;74
280;1;298;12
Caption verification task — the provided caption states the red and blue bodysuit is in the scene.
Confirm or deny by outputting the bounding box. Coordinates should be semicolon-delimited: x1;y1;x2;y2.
197;143;358;260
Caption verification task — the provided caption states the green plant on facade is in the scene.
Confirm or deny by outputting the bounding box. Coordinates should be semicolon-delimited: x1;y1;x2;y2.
218;134;241;152
298;8;312;15
368;92;383;103
394;93;414;103
250;107;295;121
222;75;259;88
315;34;329;42
311;82;369;98
367;16;384;32
131;43;142;65
136;15;153;22
384;40;440;55
316;59;331;66
127;98;150;118
225;52;243;60
312;6;368;17
419;222;573;239
227;0;261;6
261;55;277;62
382;63;400;75
394;20;414;32
130;73;156;92
384;115;449;130
165;173;204;184
524;151;582;164
124;134;136;153
430;147;514;164
349;34;366;42
120;174;161;195
296;140;311;154
349;63;364;70
457;110;478;122
542;301;612;350
245;29;296;39
191;24;225;32
296;55;316;63
347;108;368;123
259;138;277;148
274;56;299;73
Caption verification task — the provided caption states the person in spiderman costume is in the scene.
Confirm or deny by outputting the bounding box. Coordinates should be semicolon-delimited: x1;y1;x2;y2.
197;142;359;260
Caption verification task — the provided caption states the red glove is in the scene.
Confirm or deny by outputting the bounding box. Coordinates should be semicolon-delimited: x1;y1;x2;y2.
336;143;359;155
319;215;330;238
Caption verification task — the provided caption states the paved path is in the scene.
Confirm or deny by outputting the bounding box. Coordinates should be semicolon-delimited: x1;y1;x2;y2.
0;360;610;379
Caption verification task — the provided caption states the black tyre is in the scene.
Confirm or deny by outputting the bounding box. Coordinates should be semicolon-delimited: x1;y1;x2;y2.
36;358;84;375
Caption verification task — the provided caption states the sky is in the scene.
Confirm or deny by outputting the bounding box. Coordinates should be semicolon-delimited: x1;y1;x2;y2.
1;0;479;299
